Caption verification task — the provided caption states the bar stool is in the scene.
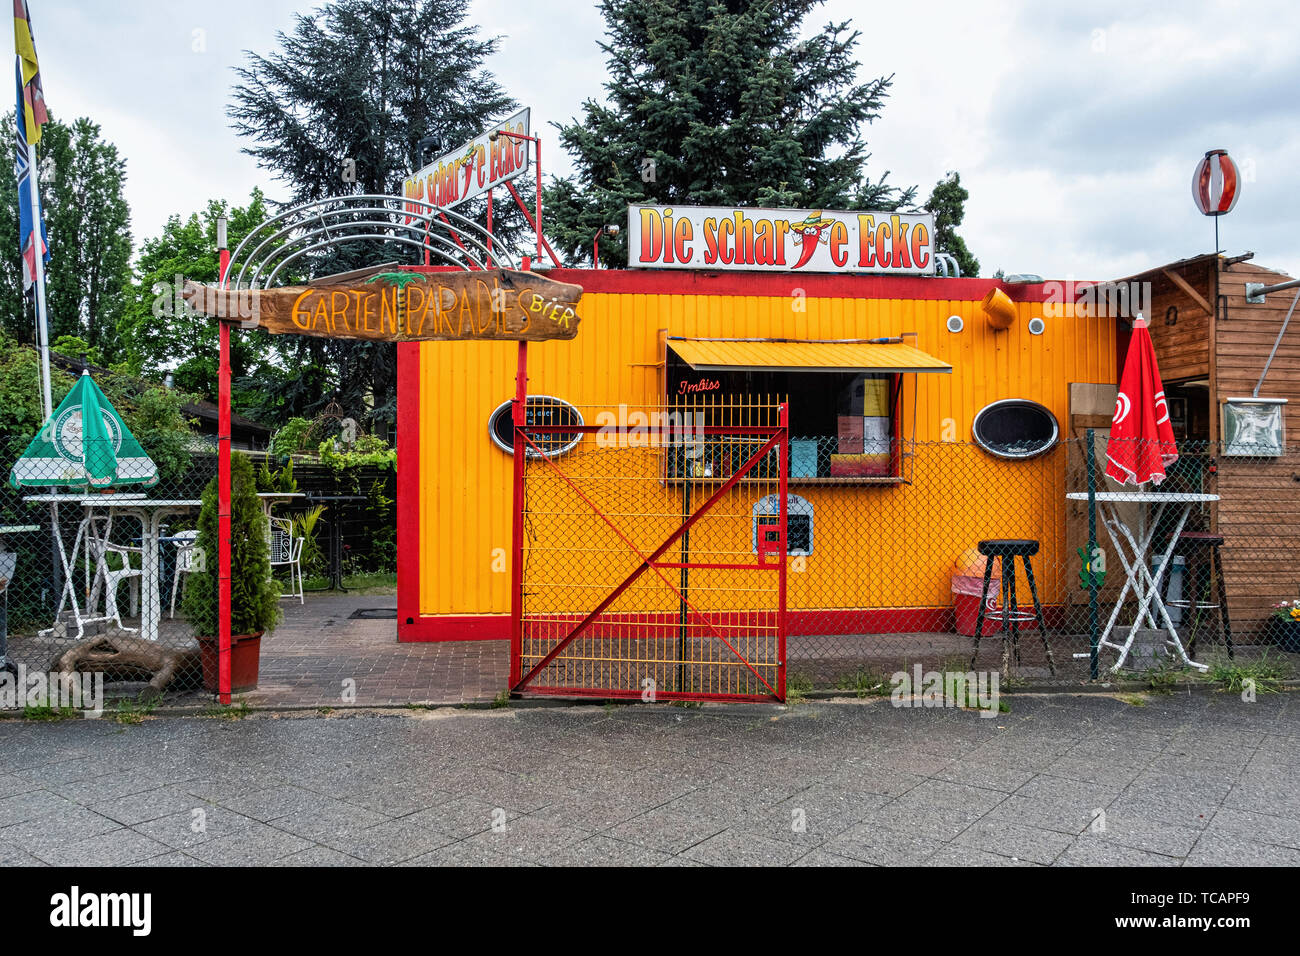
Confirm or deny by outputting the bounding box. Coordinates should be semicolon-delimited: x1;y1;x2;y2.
969;539;1056;676
1169;532;1233;659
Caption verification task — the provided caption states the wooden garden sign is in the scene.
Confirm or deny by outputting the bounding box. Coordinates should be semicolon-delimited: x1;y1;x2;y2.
182;268;582;343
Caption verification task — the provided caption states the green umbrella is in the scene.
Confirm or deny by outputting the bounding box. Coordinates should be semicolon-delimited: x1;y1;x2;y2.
8;371;158;489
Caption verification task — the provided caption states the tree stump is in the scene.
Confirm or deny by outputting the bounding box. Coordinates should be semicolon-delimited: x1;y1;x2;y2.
51;635;202;700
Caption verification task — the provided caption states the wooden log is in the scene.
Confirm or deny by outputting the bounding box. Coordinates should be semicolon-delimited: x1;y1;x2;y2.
182;268;583;342
51;636;202;700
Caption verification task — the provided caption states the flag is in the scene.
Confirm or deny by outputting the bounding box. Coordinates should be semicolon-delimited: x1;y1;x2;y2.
13;0;47;144
14;56;47;292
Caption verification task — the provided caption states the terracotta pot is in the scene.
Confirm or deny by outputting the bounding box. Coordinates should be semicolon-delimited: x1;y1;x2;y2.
198;631;263;694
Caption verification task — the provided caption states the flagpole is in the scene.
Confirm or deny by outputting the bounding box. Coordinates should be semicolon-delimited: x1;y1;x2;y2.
26;137;51;420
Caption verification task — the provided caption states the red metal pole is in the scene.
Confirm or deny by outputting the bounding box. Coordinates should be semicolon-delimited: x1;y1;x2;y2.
593;229;600;270
509;339;528;691
217;233;232;706
777;401;788;702
486;188;493;267
534;136;543;264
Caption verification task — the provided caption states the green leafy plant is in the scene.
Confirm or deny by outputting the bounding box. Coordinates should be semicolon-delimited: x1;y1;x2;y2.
292;504;327;576
1203;651;1292;695
318;433;395;471
256;456;298;494
269;417;317;457
182;452;282;638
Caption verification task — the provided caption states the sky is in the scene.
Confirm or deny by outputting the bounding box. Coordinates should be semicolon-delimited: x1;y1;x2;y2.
31;0;1300;280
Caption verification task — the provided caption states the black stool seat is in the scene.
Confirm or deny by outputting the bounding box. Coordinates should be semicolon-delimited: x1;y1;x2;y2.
1178;532;1224;546
970;538;1054;676
978;539;1040;557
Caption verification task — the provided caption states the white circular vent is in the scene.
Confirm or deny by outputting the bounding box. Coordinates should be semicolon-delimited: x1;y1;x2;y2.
946;315;964;333
1028;317;1046;335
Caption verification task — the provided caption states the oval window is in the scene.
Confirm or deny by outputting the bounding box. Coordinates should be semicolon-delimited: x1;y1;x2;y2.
489;396;584;459
972;399;1059;460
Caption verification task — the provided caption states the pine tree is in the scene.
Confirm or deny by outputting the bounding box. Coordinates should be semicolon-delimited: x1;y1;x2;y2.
924;171;980;278
545;0;916;266
227;0;518;432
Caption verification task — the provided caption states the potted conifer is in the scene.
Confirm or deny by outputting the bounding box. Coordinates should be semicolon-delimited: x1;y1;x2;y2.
183;452;282;693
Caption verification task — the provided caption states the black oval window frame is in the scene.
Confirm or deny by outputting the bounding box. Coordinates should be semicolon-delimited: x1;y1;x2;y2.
972;399;1060;460
488;396;585;459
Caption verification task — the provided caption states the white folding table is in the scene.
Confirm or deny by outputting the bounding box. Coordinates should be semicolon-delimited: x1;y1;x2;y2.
24;494;200;643
1067;491;1218;672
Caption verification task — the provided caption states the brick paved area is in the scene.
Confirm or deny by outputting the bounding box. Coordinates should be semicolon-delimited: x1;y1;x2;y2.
242;594;508;708
0;691;1295;866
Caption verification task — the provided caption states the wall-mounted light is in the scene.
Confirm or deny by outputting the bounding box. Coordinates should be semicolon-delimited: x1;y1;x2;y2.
1028;317;1045;336
593;224;620;269
946;315;964;333
1165;306;1178;327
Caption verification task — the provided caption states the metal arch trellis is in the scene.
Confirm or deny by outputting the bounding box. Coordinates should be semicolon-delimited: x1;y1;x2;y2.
219;194;528;290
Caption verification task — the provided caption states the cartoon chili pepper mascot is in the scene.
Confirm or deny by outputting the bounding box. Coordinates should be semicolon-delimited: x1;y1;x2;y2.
788;210;836;270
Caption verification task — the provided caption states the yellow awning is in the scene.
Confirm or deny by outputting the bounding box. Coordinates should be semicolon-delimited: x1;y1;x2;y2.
668;339;951;374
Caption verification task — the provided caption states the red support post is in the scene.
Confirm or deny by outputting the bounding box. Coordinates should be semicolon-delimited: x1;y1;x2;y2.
217;238;232;706
486;188;493;267
777;402;788;702
534;136;543;264
509;339;528;691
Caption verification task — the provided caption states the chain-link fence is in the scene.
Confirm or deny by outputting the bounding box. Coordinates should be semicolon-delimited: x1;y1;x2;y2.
518;413;1300;697
0;441;396;710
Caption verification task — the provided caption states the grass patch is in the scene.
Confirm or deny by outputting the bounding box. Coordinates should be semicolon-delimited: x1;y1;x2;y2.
785;672;815;704
1203;651;1292;695
834;667;893;699
109;695;158;725
1117;693;1148;707
22;703;79;721
300;571;397;594
490;690;510;709
204;698;250;720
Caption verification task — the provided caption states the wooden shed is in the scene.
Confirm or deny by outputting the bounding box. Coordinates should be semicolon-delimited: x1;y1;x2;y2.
1105;253;1300;636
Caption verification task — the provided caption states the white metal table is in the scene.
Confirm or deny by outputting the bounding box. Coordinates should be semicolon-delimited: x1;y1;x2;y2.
1067;491;1218;672
24;494;201;643
257;492;306;517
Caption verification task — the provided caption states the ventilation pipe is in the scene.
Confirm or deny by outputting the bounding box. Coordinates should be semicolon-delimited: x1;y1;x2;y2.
981;287;1017;331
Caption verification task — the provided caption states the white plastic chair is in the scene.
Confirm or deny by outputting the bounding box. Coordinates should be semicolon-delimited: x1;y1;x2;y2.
168;530;204;619
267;516;304;603
87;516;143;630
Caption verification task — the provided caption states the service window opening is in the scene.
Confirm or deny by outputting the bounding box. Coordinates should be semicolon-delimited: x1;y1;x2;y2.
665;354;902;481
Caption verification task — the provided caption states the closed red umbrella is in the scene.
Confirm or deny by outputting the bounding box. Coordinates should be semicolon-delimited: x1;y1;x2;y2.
1106;315;1178;485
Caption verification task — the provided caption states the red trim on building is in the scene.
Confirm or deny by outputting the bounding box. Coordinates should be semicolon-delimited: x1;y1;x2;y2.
396;342;421;640
395;264;1088;305
402;615;511;643
399;607;1065;642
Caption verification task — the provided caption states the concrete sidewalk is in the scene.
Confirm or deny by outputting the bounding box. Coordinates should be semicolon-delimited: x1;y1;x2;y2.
0;691;1295;867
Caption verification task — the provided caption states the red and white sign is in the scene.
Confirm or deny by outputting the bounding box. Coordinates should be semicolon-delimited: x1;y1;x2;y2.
1191;149;1240;217
403;109;530;213
627;204;935;274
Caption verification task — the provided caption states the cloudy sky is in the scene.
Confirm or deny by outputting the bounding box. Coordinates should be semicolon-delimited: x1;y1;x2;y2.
32;0;1300;279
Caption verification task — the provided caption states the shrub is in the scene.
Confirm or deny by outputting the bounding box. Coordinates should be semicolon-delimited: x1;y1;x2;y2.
182;452;282;637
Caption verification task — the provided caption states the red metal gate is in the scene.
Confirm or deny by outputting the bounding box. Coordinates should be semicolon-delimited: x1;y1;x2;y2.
510;401;788;702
